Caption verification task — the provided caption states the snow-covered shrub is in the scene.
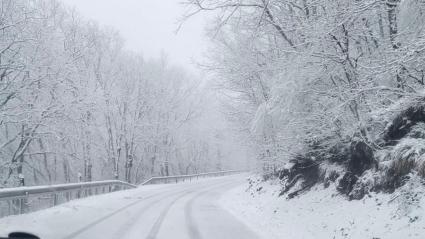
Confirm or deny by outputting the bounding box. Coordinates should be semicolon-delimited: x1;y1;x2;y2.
376;137;425;191
349;170;386;200
275;136;376;199
383;102;425;146
408;123;425;139
322;163;344;188
338;99;425;198
278;156;322;199
273;120;425;200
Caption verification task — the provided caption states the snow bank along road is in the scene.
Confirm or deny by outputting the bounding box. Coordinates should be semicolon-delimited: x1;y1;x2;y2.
0;175;259;239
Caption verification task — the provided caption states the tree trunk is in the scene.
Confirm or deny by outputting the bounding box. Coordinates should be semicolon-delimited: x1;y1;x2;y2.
387;0;400;49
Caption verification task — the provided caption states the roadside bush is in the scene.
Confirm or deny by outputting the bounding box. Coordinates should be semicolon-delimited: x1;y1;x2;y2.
383;101;425;145
271;99;425;200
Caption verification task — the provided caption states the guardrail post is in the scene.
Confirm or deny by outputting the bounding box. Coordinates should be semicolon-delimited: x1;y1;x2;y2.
19;198;23;214
18;196;29;215
12;199;19;215
53;193;58;206
7;200;12;216
24;192;29;213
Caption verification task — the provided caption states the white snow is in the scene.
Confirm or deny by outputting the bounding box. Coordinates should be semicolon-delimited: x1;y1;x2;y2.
220;175;425;239
0;184;170;239
0;175;259;239
2;173;425;239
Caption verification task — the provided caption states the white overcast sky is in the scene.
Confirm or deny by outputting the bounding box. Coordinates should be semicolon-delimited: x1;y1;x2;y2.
60;0;209;73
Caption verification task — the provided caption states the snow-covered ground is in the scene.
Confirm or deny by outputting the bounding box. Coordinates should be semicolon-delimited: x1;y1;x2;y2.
0;175;258;239
3;173;423;239
220;174;425;239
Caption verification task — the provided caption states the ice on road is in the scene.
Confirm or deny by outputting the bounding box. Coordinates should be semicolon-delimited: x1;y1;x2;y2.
0;175;258;239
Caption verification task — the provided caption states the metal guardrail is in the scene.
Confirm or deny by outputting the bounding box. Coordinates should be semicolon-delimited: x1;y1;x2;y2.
141;170;242;185
0;180;136;218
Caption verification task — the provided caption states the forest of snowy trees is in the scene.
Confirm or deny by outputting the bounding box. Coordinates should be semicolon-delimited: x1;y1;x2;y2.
0;0;244;188
2;0;425;199
185;0;425;199
3;1;425;238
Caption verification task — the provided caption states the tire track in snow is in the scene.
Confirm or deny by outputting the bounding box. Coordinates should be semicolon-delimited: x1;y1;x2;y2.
62;184;199;239
118;180;231;239
184;181;239;239
111;189;192;239
145;191;193;239
63;177;238;239
62;189;170;239
145;181;235;239
185;192;204;239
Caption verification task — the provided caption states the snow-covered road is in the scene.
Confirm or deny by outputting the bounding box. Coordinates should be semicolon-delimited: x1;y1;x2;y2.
0;175;258;239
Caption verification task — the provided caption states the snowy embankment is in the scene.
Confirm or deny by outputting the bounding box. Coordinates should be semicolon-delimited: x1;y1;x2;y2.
220;175;425;239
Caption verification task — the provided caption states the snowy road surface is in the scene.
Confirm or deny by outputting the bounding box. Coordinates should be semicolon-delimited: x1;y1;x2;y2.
0;175;258;239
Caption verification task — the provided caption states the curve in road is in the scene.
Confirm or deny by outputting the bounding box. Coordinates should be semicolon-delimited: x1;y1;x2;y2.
0;175;259;239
